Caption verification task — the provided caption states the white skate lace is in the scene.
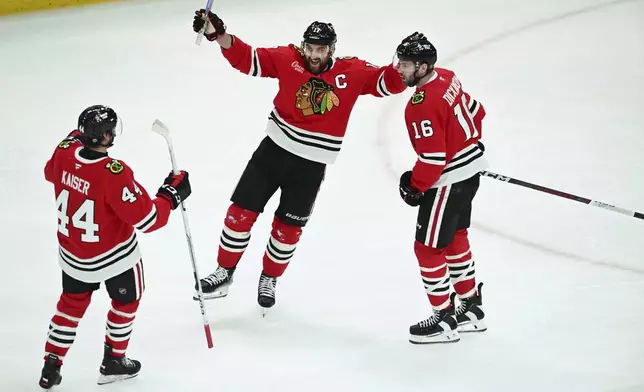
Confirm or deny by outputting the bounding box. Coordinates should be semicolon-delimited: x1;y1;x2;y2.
455;296;475;317
258;275;276;298
121;357;135;368
418;311;441;328
204;267;228;286
455;301;467;317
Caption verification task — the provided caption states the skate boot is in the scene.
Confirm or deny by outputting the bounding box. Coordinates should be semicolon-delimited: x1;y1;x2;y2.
257;272;277;316
39;353;62;389
409;307;460;344
97;343;141;385
194;265;236;300
452;282;487;332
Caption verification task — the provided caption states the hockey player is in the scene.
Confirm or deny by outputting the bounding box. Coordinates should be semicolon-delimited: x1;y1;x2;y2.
395;33;488;344
39;105;192;389
191;11;407;310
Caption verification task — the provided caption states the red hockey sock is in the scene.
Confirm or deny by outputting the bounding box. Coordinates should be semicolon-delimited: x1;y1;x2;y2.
446;229;477;299
262;216;302;278
217;203;259;269
414;241;451;310
44;292;92;364
105;300;139;357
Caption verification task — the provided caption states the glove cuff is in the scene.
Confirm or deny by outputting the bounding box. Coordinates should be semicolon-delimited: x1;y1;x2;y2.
157;184;181;210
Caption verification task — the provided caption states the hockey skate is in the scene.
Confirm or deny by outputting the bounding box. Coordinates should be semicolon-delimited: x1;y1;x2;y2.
409;307;460;344
39;353;62;389
452;282;487;333
257;272;277;317
97;343;141;385
194;265;236;300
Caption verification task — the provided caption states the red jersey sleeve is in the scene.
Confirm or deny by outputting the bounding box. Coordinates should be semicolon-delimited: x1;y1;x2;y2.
104;162;172;233
355;60;406;97
408;106;447;192
45;130;83;183
220;35;288;78
45;153;55;184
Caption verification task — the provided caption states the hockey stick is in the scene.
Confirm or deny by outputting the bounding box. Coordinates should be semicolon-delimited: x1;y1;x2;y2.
152;119;214;349
480;170;644;220
195;0;215;46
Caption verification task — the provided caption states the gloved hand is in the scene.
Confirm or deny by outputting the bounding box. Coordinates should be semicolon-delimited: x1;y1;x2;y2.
157;170;192;210
399;171;423;207
193;9;226;41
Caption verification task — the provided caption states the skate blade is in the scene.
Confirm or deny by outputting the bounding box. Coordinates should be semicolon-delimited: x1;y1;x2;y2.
260;306;271;318
457;319;487;333
193;287;229;301
97;372;139;385
409;330;460;344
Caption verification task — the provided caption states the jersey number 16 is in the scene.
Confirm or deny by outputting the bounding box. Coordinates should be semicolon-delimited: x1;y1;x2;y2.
412;96;480;141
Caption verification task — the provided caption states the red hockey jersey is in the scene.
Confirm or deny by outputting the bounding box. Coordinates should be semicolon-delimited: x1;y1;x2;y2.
220;36;407;164
44;132;172;283
404;68;488;192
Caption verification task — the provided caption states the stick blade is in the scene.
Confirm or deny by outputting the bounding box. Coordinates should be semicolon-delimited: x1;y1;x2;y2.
152;119;171;138
195;33;205;46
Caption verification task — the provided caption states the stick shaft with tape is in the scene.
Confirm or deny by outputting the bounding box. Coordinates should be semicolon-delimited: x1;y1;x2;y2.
152;120;214;348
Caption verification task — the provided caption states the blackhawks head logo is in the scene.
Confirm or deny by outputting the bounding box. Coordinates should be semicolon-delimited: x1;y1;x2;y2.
295;77;340;116
411;90;425;105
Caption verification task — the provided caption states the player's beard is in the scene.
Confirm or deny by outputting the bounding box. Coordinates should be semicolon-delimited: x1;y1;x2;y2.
402;70;427;87
304;55;329;75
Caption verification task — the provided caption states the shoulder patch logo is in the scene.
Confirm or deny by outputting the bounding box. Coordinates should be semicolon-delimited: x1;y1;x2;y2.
58;140;72;149
411;90;425;105
295;77;340;116
292;44;304;56
105;160;124;175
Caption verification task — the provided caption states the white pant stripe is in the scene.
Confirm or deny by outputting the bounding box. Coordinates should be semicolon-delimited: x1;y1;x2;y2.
424;185;451;248
133;261;141;301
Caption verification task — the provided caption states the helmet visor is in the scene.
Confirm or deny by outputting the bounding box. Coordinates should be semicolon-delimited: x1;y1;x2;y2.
112;116;123;137
393;51;418;72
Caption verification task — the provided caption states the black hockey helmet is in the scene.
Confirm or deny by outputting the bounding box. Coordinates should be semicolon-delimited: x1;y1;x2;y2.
303;21;337;46
77;105;120;146
396;32;437;67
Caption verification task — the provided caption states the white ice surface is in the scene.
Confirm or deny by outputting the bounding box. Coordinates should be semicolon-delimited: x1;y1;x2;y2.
1;0;643;391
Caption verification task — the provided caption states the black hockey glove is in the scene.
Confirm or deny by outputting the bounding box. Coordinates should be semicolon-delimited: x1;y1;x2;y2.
399;171;423;207
157;170;192;210
193;9;226;41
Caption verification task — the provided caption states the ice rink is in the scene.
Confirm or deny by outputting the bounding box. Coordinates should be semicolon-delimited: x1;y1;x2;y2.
1;0;643;390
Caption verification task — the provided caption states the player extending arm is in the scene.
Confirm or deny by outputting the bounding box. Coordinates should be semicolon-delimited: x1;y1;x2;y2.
191;11;406;314
39;105;191;389
395;33;488;344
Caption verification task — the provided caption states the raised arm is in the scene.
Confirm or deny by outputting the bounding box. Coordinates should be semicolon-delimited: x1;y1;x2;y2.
193;10;285;78
356;59;407;97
